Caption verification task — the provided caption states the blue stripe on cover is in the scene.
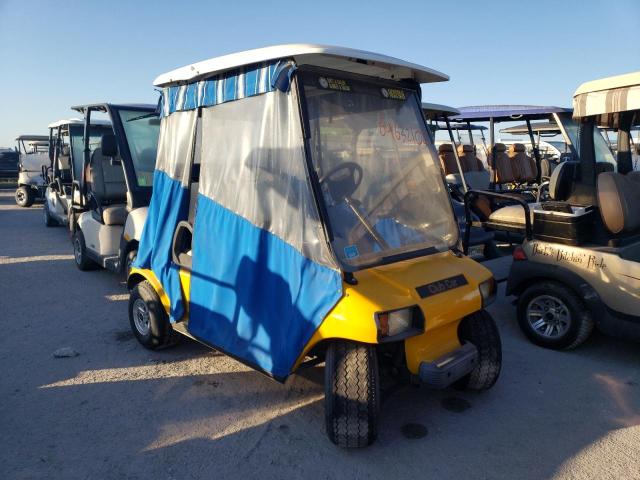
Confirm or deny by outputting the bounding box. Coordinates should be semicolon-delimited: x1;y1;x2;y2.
188;195;343;379
159;60;290;117
133;170;189;321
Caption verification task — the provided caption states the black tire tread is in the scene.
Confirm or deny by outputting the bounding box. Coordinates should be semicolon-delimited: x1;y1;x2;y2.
457;311;502;391
325;341;379;448
129;280;180;350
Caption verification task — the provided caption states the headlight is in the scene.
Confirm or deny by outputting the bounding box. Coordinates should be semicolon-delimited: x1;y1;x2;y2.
375;306;424;342
479;277;496;308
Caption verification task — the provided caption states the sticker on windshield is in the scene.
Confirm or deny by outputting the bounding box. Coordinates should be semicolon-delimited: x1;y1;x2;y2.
344;245;360;259
381;88;406;100
319;77;351;92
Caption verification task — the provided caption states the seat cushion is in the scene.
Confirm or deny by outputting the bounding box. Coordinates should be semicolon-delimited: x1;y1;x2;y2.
103;204;127;226
597;172;640;234
489;203;537;226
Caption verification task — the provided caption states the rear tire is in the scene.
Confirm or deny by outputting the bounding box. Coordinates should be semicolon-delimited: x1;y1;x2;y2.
455;311;502;390
517;281;594;350
129;280;179;350
72;230;97;271
15;186;34;207
324;341;379;448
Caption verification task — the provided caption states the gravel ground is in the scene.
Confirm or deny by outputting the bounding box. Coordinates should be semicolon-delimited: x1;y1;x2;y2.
1;189;639;480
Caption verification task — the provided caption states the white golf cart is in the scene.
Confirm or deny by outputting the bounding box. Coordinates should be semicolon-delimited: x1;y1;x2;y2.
15;135;49;207
43;118;113;227
69;103;159;275
505;71;640;349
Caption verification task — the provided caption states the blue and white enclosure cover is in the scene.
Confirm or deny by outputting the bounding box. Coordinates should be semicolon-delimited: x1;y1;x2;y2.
135;61;343;379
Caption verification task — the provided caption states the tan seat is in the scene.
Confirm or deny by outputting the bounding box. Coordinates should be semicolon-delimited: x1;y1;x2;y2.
597;171;640;234
508;143;537;183
488;143;516;184
456;144;485;172
438;144;460;175
488;203;536;226
102;204;128;226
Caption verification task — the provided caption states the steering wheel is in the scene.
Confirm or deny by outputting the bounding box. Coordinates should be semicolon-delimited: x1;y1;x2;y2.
319;162;363;201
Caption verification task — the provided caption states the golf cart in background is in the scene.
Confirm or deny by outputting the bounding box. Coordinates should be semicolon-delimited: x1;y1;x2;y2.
423;103;499;260
500;121;574;176
14;135;50;207
70;103;159;275
454;106;594;241
503;71;640;349
128;44;502;448
0;147;19;179
44;119;113;227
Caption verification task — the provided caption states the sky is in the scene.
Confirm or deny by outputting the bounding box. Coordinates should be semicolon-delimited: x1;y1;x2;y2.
0;0;638;147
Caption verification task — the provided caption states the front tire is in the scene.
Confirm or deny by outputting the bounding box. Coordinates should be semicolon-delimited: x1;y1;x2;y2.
455;311;502;390
15;186;34;207
324;341;379;448
43;203;56;227
72;230;97;271
129;280;179;350
124;249;137;279
517;281;594;350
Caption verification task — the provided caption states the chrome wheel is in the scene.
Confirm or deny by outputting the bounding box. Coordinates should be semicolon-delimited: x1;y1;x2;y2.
526;295;571;338
133;298;150;336
73;237;82;265
16;190;25;203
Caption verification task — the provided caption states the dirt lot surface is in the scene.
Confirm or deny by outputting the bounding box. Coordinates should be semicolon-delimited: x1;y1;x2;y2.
1;190;639;479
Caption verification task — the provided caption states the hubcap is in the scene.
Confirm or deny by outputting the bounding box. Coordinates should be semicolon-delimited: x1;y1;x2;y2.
133;298;150;336
16;191;24;202
74;238;82;265
526;295;571;338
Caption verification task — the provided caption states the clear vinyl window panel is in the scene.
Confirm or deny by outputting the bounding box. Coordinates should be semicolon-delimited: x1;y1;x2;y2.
198;90;336;269
301;72;458;268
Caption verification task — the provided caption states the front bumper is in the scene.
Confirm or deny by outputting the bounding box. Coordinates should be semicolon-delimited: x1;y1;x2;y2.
418;342;478;389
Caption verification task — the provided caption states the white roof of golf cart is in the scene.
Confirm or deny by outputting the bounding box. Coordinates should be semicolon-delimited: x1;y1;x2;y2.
573;71;640;117
154;44;448;87
15;135;49;141
47;118;112;128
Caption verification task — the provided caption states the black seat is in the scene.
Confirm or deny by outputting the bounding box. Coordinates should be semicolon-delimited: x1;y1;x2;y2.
88;148;128;225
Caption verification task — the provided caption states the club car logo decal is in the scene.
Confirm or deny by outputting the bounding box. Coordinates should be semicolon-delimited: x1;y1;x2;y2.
416;274;468;299
531;242;607;271
318;77;351;92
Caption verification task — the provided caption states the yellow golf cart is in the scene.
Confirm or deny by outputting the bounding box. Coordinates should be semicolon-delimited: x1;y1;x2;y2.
128;44;501;447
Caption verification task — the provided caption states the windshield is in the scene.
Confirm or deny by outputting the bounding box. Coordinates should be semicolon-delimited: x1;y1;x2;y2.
69;124;113;181
558;113;616;170
118;109;160;188
301;71;458;269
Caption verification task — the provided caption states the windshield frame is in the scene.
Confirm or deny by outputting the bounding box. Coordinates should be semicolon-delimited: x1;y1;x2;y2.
295;66;458;272
107;104;159;208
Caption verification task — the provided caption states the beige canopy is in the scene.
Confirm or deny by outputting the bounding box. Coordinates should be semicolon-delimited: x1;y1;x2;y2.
573;71;640;118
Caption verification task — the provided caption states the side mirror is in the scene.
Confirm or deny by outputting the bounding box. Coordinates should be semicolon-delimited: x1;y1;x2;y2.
101;134;118;157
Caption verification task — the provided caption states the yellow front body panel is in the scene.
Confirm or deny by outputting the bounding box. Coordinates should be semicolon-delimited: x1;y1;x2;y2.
129;250;493;377
295;251;493;374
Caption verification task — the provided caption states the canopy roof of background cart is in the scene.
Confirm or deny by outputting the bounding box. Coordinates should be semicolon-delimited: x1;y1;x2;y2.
422;102;460;120
15;135;49;141
453;105;572;122
153;44;449;87
70;103;156;114
501;121;562;135
47;118;112;129
573;71;640;117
